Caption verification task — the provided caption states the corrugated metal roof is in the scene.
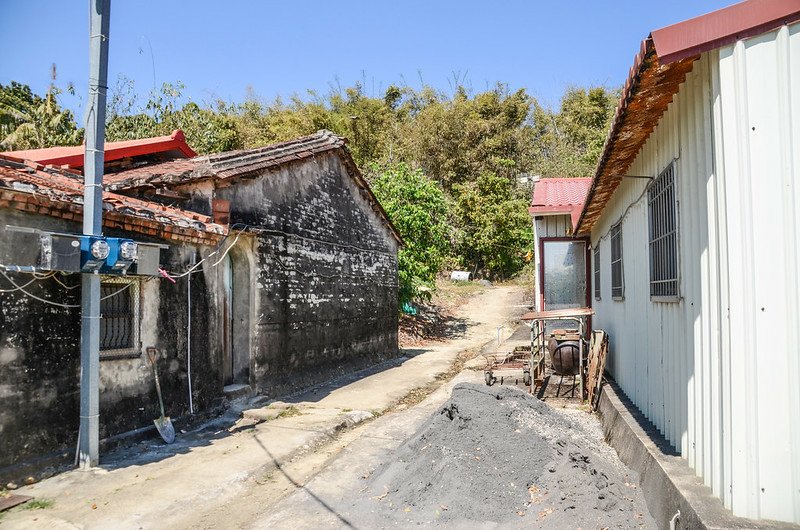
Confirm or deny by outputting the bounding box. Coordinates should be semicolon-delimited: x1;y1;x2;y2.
651;0;800;64
575;0;800;236
0;130;197;169
0;156;225;244
529;177;592;229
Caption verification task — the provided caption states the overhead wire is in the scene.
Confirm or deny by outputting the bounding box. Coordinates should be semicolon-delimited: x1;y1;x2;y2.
0;268;132;308
592;179;652;245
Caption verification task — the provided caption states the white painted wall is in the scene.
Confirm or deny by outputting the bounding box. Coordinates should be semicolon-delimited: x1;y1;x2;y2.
590;23;800;523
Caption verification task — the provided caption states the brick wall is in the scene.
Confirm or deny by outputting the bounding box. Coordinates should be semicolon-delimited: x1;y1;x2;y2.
215;151;400;395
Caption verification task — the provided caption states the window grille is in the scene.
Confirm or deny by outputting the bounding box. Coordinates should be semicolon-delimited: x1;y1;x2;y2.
610;223;624;299
593;245;601;300
100;278;141;358
648;162;679;299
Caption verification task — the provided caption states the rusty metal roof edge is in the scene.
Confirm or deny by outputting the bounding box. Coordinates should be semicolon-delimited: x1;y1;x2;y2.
573;38;656;236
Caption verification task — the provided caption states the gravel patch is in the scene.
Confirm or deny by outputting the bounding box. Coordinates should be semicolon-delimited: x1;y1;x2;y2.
353;382;655;528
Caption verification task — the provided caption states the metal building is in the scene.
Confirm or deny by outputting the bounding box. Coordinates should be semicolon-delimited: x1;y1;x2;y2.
574;1;800;523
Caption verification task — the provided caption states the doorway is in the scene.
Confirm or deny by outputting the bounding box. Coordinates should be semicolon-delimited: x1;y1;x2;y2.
222;248;251;386
539;238;590;330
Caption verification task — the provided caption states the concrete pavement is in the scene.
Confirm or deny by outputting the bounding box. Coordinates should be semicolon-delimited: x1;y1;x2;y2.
1;285;526;529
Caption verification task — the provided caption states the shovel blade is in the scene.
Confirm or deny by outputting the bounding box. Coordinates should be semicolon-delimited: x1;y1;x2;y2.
154;416;175;444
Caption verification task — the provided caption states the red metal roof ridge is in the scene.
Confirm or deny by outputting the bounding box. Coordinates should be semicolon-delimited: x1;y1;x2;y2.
0;129;196;169
651;0;800;64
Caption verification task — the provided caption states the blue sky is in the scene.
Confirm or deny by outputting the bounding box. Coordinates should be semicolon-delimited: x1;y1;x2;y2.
1;1;733;118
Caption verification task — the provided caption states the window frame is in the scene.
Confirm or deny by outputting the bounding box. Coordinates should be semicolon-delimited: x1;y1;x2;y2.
610;222;624;301
647;161;681;302
593;244;601;301
99;277;142;360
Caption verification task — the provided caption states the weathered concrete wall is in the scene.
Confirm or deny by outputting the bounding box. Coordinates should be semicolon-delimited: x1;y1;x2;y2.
0;210;224;478
215;152;399;395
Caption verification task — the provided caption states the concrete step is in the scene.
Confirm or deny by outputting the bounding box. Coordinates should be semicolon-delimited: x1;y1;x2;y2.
223;383;254;402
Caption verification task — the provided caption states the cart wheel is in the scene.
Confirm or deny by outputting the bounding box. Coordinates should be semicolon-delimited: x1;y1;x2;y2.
485;371;493;386
523;370;532;387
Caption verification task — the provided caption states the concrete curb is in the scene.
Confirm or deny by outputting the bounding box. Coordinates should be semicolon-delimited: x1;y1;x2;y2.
597;379;797;530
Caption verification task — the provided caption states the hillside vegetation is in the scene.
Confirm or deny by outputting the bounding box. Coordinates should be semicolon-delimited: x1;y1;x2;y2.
0;79;618;304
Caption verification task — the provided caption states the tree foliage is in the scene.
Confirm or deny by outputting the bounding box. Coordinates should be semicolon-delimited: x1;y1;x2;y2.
2;78;619;300
106;79;241;154
529;87;618;177
454;173;534;279
369;163;451;305
0;81;82;150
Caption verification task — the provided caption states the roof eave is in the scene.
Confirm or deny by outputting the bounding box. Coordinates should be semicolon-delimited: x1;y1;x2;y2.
573;39;697;236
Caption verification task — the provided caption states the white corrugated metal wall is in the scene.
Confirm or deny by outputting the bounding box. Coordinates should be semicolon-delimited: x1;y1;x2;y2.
590;23;800;523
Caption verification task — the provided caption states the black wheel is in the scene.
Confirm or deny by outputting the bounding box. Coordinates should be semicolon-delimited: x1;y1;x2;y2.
485;371;493;386
523;370;532;386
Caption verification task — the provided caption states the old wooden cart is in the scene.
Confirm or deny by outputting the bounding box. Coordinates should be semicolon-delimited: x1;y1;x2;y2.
484;307;595;402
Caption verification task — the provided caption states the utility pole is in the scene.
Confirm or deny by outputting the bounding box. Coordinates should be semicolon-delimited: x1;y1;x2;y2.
79;0;110;469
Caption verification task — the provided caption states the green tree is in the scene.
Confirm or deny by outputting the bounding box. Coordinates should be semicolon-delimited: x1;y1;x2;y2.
528;86;618;177
0;82;82;150
454;173;534;279
370;163;451;305
106;79;241;154
397;84;531;191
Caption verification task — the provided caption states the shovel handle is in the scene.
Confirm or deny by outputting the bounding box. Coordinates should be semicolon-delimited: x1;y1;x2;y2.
146;347;167;419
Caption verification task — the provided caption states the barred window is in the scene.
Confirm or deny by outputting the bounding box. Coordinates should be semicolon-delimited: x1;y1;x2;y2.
593;245;601;300
610;222;624;299
100;278;141;358
648;162;679;299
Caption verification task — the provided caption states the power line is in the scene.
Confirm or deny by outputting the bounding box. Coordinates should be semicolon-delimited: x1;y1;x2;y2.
0;268;132;309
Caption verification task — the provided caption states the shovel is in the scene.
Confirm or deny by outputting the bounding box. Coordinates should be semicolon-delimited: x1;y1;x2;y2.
146;347;175;444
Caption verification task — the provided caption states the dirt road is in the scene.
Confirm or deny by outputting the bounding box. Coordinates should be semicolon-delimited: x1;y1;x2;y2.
2;284;528;529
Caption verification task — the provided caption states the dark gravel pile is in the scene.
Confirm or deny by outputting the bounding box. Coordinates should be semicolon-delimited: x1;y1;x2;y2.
355;383;655;528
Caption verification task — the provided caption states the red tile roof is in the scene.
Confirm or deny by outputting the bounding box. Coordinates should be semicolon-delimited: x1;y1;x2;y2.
529;178;592;230
0;156;225;245
104;129;349;189
574;0;800;235
0;130;196;170
105;130;404;245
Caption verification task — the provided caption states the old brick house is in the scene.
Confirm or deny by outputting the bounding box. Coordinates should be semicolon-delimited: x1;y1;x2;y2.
0;130;400;480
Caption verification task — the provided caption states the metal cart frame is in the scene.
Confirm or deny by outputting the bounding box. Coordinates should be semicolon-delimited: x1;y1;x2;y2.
520;307;594;402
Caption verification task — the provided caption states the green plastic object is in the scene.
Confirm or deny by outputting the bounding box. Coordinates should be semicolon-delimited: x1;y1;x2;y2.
402;301;418;315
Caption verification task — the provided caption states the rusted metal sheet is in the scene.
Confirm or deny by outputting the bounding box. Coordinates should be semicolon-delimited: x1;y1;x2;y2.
0;494;32;512
520;307;594;320
574;38;697;236
586;330;609;411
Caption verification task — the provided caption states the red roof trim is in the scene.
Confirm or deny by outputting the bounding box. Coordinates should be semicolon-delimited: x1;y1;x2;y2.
651;0;800;64
0;130;197;169
529;177;592;231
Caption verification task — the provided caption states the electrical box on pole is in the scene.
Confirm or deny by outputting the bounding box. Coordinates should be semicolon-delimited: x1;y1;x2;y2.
4;225;166;277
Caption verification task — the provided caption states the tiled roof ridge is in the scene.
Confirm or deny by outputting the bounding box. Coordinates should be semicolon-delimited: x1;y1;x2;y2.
0;155;225;244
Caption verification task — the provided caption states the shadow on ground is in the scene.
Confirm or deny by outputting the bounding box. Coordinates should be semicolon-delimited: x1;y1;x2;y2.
96;348;438;472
